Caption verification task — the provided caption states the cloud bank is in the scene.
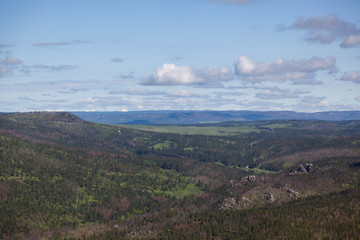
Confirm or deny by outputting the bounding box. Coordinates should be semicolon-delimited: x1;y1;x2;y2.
255;87;308;100
290;14;360;48
0;55;78;78
0;56;22;77
234;55;336;84
142;63;232;86
340;72;360;84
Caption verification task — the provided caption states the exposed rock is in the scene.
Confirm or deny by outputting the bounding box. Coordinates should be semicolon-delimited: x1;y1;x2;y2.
248;175;256;182
259;176;267;183
221;197;241;210
283;186;299;199
128;230;153;237
241;175;256;184
289;163;314;175
229;179;236;187
242;196;250;202
265;192;275;202
297;164;307;173
305;163;313;172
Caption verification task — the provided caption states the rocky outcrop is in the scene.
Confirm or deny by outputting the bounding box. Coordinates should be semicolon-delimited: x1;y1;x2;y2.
283;186;299;199
220;197;241;210
222;173;304;210
305;163;313;172
289;163;313;175
229;179;237;187
265;192;275;202
230;175;268;188
240;175;256;184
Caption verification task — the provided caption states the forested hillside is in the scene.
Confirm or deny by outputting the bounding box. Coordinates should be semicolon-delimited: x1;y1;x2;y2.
1;112;360;239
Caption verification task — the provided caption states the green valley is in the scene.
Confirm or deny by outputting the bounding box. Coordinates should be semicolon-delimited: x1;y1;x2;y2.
1;112;360;239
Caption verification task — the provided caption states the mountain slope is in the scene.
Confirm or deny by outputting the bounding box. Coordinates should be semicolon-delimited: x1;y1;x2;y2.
1;112;360;239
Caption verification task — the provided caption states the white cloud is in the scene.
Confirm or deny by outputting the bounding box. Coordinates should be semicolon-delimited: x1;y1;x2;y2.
292;76;322;85
0;66;8;77
214;91;246;99
145;64;202;85
57;87;90;94
291;14;360;48
294;96;360;112
0;55;78;78
235;56;256;74
198;66;232;83
237;99;285;110
0;56;22;77
255;86;307;100
142;63;232;86
234;55;336;84
319;100;331;107
300;96;324;105
291;78;322;85
108;89;165;96
2;56;22;65
70;94;214;111
341;35;360;48
166;90;207;98
164;64;201;85
168;90;192;97
340;72;360;84
294;96;332;112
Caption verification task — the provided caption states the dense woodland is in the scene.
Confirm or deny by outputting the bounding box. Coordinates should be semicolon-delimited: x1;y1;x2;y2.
0;112;360;239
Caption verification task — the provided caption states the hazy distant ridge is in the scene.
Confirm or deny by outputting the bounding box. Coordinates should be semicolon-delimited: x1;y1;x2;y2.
73;110;360;125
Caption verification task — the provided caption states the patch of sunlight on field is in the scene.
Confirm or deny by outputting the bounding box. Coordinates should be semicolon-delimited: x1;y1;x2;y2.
166;183;203;198
118;125;261;136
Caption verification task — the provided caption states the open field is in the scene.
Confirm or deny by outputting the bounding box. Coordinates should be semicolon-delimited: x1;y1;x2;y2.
118;125;262;136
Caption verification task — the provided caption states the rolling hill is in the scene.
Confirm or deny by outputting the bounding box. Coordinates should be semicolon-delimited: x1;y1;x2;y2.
1;112;360;239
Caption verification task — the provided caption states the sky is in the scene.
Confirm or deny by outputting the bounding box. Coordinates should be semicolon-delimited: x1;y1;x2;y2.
0;0;360;112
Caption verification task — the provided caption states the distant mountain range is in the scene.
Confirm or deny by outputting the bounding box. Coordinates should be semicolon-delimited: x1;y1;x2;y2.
72;110;360;125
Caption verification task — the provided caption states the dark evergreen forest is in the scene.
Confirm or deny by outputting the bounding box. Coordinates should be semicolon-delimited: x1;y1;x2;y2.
1;112;360;239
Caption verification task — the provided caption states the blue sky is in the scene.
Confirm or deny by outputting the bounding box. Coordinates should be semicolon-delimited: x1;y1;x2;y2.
1;0;360;112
